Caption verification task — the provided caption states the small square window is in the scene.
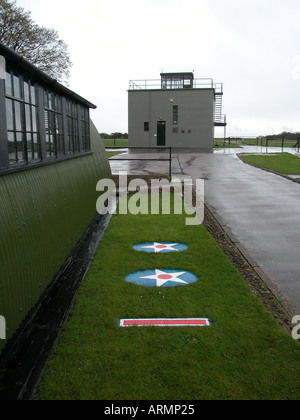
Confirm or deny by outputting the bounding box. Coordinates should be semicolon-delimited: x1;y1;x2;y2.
144;122;149;132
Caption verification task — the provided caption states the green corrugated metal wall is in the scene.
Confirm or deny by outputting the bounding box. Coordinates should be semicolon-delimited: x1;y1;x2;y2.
0;120;111;355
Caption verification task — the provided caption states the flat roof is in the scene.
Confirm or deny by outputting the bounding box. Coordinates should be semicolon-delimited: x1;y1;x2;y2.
160;72;194;79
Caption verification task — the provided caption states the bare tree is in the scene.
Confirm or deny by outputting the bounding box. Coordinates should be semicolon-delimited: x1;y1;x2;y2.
0;0;72;84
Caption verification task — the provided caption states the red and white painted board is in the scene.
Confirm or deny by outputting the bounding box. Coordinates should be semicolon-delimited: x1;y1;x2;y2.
118;318;211;327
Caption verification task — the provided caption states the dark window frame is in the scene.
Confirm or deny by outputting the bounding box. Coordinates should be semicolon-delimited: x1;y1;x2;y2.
0;63;92;175
80;106;91;152
172;105;178;125
5;69;41;165
66;99;80;154
44;89;65;158
161;73;194;90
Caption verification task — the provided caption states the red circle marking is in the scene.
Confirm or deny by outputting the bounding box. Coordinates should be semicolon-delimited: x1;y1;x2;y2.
158;274;173;280
156;245;167;249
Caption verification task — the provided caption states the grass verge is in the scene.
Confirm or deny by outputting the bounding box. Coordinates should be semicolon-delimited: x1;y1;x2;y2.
103;139;128;148
35;194;300;400
107;151;122;158
240;152;300;175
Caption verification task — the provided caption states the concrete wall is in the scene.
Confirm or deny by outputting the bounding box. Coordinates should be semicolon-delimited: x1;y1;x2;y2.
128;89;215;151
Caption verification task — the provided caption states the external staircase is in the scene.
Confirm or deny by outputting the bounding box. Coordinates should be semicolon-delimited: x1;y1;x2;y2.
214;85;227;127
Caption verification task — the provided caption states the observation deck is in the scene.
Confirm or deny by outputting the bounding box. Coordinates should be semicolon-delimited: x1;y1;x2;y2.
129;73;226;126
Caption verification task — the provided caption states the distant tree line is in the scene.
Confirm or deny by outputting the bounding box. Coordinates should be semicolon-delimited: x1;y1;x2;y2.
100;132;128;139
266;131;300;140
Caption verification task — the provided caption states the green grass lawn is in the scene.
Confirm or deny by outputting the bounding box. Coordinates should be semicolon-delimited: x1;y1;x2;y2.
35;194;300;400
103;138;128;148
214;139;241;148
240;152;300;175
107;151;122;158
244;139;297;147
215;139;298;147
263;140;298;147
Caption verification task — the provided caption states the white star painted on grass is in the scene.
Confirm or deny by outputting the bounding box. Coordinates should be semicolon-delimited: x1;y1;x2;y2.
140;269;188;287
140;242;180;253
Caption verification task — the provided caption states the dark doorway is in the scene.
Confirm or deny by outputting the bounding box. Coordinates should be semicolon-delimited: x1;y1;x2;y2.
157;121;166;146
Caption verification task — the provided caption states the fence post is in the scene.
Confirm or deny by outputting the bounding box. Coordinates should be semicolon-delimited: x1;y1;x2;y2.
282;136;284;149
169;147;172;178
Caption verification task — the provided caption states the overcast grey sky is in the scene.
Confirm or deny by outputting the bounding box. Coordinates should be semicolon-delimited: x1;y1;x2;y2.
16;0;300;136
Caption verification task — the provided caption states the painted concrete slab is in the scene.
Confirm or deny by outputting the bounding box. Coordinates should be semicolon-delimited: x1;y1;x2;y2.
119;318;211;327
125;269;198;288
133;242;188;253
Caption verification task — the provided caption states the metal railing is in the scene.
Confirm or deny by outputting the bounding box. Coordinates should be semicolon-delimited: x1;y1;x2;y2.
129;79;223;94
218;136;300;151
108;147;172;177
214;114;227;125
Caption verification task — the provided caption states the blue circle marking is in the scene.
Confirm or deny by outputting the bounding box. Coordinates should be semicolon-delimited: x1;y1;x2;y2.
133;242;188;254
125;269;198;288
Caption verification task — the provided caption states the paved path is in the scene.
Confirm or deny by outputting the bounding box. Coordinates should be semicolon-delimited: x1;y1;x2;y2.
109;146;300;313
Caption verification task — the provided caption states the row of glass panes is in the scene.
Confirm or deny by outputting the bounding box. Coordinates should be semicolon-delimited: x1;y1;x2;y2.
5;70;37;104
45;109;64;157
161;75;193;90
6;72;39;164
44;90;62;113
5;69;91;166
